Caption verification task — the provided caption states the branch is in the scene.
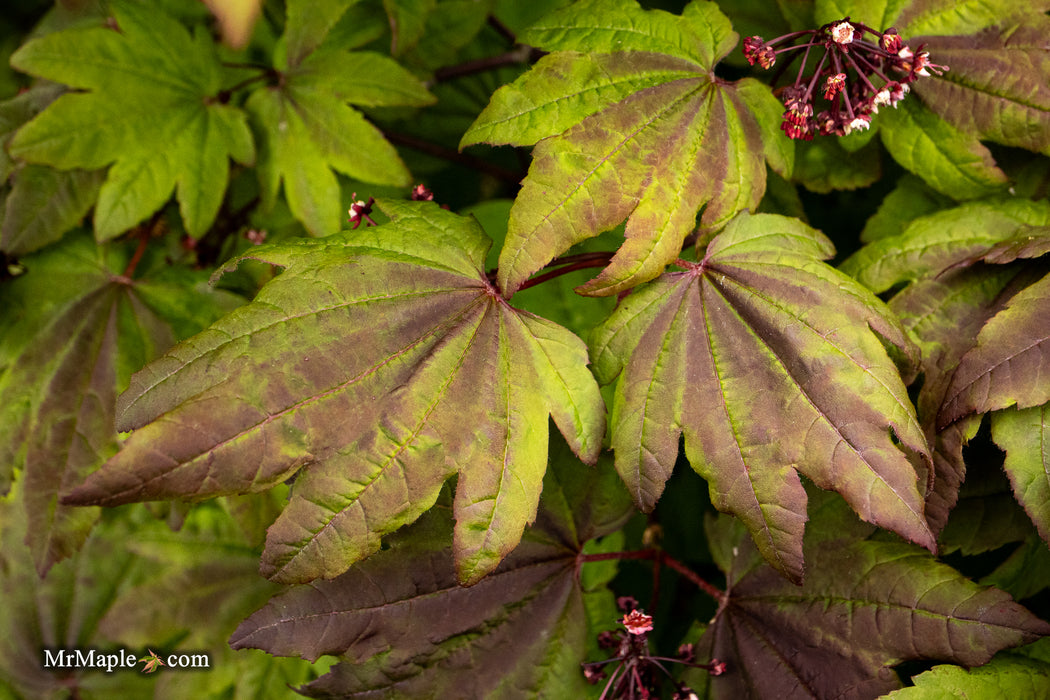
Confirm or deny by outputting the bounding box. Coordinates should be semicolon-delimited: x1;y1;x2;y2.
383;130;523;184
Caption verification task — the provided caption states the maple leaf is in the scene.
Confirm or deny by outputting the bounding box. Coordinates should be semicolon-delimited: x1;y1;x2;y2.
246;0;435;236
139;650;165;674
844;199;1050;535
0;232;239;575
938;273;1050;428
461;0;792;296
62;200;605;586
590;211;933;582
991;405;1050;549
884;652;1050;699
688;492;1050;698
8;0;255;240
0;84;104;255
230;448;633;697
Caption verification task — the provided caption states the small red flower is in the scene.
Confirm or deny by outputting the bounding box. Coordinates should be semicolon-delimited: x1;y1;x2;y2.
823;73;847;100
622;609;654;635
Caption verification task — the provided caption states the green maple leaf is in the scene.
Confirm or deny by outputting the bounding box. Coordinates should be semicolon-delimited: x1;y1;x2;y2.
460;0;791;297
884;654;1050;699
230;448;633;697
0;232;239;575
590;211;933;582
0;84;104;255
247;0;435;236
687;492;1050;698
8;0;255;240
63;201;605;586
992;405;1050;549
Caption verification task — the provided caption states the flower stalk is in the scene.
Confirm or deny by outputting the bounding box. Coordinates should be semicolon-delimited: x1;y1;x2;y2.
743;18;948;139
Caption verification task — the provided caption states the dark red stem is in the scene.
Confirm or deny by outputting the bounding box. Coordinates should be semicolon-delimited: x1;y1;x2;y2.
515;252;615;291
383;130;523;184
579;549;725;602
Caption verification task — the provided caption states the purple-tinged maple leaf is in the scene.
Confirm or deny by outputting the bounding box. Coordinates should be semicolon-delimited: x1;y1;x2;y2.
590;212;933;582
688;493;1050;698
63;201;605;586
461;0;791;297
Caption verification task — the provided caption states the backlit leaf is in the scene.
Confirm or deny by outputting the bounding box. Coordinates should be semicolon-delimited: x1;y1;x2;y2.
0;233;238;574
590;212;932;582
248;5;434;236
63;201;605;586
690;492;1050;698
9;0;255;239
462;0;790;296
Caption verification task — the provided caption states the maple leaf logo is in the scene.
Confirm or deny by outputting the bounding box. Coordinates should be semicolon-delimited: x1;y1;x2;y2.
138;650;165;674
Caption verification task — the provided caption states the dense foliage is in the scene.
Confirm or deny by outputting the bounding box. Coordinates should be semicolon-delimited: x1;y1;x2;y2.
1;0;1049;698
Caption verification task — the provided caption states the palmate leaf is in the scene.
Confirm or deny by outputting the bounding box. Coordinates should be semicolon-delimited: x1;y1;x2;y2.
229;447;633;697
63;201;605;586
461;0;791;297
590;212;933;583
0;232;238;575
8;0;255;240
688;492;1050;699
247;0;434;236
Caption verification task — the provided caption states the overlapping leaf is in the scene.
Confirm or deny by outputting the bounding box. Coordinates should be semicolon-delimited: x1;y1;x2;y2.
63;201;605;586
8;0;255;240
0;84;104;255
247;0;434;236
229;448;633;698
844;199;1050;535
687;492;1050;699
0;232;238;575
461;0;792;296
991;404;1050;546
939;273;1050;427
590;212;933;582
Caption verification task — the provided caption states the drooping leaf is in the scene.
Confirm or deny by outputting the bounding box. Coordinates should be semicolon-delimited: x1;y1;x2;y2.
887;264;1027;534
0;232;240;574
688;491;1050;699
912;16;1050;157
879;95;1009;200
840;198;1050;293
590;211;933;582
939;272;1050;428
859;173;954;243
9;0;255;239
991;404;1050;544
461;0;791;296
982;535;1050;601
230;447;632;697
248;2;435;236
63;201;605;586
881;655;1050;699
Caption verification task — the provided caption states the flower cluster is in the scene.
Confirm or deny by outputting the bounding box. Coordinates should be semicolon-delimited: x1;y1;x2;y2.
581;597;724;699
743;18;948;140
